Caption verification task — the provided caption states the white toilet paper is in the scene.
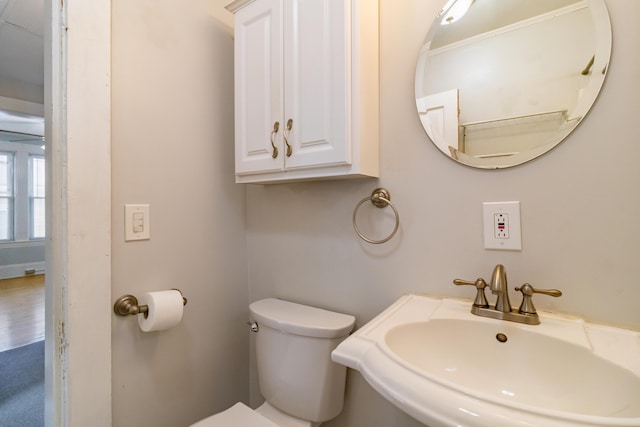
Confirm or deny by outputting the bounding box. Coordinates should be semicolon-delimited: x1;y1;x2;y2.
137;290;184;332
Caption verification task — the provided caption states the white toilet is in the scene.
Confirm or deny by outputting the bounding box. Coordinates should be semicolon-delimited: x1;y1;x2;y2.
191;298;356;427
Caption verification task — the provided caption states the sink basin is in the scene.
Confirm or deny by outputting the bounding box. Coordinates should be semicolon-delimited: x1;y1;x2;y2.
387;319;640;419
331;294;640;427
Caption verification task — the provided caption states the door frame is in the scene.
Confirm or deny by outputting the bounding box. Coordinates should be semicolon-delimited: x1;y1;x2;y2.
44;1;112;425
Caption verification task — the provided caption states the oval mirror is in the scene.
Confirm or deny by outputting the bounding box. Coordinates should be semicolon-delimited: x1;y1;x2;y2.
415;0;612;169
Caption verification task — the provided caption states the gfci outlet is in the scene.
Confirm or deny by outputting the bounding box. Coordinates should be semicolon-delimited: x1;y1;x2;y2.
494;213;509;238
483;201;521;250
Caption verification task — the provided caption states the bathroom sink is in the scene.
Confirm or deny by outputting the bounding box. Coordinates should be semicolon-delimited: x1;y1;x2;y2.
331;294;640;427
386;320;640;419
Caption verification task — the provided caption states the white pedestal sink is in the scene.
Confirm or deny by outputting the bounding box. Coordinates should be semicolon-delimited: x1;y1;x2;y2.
331;294;640;427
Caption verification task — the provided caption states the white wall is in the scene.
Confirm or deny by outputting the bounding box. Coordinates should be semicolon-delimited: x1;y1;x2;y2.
246;1;640;426
0;77;43;105
110;0;247;426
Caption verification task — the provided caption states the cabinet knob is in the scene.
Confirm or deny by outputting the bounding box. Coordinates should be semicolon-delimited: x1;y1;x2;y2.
270;121;280;158
284;118;293;157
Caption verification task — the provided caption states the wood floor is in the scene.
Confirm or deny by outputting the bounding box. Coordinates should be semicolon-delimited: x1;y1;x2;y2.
0;274;45;352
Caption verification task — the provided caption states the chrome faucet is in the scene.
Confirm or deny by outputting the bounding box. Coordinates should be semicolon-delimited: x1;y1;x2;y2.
454;264;562;325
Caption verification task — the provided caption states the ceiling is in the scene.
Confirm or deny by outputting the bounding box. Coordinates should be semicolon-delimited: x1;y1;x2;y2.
0;0;43;88
0;0;44;135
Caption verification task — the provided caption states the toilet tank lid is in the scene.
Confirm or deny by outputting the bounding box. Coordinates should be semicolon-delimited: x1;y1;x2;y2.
250;298;355;339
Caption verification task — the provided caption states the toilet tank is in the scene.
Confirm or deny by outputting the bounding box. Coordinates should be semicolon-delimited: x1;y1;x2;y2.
250;299;356;423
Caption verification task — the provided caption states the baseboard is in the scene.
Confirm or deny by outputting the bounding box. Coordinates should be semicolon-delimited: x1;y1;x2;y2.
0;262;46;280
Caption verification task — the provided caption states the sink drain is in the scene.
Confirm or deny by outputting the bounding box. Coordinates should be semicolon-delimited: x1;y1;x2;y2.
496;333;508;343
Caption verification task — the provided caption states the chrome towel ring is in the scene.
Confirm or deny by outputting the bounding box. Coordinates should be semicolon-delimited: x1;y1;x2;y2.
352;188;400;244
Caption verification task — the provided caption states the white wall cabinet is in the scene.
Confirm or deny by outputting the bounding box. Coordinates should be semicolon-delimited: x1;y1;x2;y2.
226;0;379;184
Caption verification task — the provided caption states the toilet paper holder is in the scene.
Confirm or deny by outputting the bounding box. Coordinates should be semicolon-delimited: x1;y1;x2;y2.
114;290;188;319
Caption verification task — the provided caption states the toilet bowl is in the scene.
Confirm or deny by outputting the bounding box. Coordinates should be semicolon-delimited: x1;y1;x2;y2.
190;298;355;427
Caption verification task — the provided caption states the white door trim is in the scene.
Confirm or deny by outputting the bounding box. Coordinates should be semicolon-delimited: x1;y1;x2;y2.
44;1;112;425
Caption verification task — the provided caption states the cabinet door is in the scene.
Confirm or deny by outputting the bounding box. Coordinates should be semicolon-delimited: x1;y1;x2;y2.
234;0;284;175
282;0;350;171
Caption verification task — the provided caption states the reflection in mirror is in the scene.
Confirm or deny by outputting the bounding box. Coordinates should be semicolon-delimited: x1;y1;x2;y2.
415;0;611;169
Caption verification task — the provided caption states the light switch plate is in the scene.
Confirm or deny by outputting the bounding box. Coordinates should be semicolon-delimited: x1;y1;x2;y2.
483;201;521;250
125;204;150;241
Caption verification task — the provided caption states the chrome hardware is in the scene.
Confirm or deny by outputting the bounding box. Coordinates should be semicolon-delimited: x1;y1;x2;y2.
284;118;293;157
515;283;562;315
453;265;562;325
270;121;280;158
247;321;259;333
453;278;489;308
352;188;400;244
114;291;188;319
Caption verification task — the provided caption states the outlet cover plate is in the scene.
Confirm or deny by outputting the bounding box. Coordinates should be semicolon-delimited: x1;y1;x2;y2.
483;201;521;250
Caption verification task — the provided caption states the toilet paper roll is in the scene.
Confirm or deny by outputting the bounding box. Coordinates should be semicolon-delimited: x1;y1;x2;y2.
137;290;184;332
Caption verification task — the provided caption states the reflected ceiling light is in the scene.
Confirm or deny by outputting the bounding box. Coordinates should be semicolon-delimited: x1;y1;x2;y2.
439;0;474;25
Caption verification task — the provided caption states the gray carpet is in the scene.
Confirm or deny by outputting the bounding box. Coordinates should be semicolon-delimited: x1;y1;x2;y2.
0;341;44;427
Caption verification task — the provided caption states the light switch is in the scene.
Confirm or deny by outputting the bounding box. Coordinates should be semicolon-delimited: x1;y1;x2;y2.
125;204;150;241
132;212;144;233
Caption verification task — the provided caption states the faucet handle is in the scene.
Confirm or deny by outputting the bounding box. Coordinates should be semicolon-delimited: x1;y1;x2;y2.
515;283;562;315
453;278;490;308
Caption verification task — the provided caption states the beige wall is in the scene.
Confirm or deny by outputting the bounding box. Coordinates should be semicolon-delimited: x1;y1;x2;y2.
246;1;640;426
110;1;247;426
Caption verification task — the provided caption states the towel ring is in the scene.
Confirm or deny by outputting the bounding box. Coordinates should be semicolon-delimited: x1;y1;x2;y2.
352;188;400;244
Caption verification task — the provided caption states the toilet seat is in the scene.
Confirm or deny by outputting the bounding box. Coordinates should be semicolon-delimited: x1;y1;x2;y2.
190;402;279;427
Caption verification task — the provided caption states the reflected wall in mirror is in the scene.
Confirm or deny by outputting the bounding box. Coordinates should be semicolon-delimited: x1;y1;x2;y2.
415;0;612;169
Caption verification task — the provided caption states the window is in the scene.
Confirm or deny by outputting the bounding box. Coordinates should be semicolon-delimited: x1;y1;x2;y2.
30;156;45;239
0;141;45;243
0;152;14;240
